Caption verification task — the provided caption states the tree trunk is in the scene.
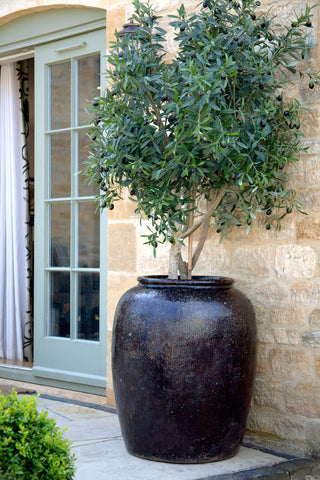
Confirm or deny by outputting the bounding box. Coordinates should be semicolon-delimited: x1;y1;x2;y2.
168;243;188;280
168;190;226;279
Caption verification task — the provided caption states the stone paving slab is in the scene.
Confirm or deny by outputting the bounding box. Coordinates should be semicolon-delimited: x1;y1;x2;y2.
36;395;313;480
37;397;122;442
71;441;291;480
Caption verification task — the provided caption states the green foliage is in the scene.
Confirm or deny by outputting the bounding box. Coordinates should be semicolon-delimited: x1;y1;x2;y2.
85;0;319;250
0;390;76;480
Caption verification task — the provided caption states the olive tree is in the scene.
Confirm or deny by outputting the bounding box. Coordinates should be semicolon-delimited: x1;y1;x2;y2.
85;0;319;279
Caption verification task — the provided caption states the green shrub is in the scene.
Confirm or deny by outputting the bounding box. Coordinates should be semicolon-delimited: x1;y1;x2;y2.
0;389;76;480
86;0;320;279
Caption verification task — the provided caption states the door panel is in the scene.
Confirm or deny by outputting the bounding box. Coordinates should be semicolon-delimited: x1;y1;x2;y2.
33;29;107;390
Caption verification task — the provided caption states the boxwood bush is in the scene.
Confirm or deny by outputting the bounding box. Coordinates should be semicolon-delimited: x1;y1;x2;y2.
0;390;76;480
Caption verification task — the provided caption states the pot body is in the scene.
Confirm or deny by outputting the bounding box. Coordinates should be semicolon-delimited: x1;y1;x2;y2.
112;276;256;463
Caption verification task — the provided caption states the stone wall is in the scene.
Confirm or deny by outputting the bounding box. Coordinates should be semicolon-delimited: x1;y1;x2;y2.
105;0;320;458
1;0;320;458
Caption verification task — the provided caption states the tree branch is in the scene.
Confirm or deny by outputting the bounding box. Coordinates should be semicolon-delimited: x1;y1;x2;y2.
191;214;211;271
187;186;195;279
180;189;226;240
178;252;188;279
145;89;169;149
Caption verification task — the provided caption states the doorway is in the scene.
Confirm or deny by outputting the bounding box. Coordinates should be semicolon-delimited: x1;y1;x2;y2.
33;29;107;391
0;8;107;395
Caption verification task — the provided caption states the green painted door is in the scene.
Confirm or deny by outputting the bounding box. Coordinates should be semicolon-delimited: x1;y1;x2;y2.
33;29;107;393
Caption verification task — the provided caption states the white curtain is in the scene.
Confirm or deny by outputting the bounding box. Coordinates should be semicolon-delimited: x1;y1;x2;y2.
0;63;28;361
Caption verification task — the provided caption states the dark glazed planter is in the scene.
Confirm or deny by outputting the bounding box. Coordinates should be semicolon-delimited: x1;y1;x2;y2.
112;276;256;463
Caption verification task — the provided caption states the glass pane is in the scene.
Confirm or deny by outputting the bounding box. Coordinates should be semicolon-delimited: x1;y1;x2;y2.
78;202;100;268
49;132;71;198
50;203;70;267
77;54;100;126
77;272;99;341
49;272;70;338
49;61;71;130
78;130;97;197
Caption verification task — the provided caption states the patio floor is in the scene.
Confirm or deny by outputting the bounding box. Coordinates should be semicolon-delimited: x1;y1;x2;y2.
1;379;320;480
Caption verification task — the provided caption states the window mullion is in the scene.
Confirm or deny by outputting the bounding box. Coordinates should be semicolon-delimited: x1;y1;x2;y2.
70;57;77;340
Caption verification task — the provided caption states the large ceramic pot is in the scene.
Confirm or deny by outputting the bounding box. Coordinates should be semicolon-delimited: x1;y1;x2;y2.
112;276;256;464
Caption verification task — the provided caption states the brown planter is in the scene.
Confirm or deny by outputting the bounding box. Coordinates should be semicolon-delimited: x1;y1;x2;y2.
112;276;257;463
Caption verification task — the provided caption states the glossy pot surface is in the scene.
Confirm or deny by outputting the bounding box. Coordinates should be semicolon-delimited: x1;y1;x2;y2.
112;276;256;463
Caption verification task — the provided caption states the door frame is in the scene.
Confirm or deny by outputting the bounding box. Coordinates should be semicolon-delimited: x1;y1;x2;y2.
0;7;107;396
33;29;107;390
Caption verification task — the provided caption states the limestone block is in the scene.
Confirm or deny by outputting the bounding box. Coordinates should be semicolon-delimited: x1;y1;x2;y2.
253;378;285;411
106;3;126;52
305;157;320;186
255;305;307;327
289;281;320;307
298;218;320;241
106;386;116;408
256;345;272;376
306;419;320;459
243;280;290;307
151;0;171;12
258;327;275;344
26;0;43;8
310;310;320;328
284;159;306;190
276;328;299;345
225;220;294;244
286;382;320;418
221;210;297;244
106;193;137;220
246;410;277;436
262;0;307;19
258;326;302;345
316;356;320;378
302;331;320;348
273;414;307;444
106;328;112;360
107;222;137;272
106;328;113;388
253;305;268;325
233;245;273;276
297;189;320;215
273;328;290;345
287;331;301;345
192;242;232;277
135;219;170;275
272;216;297;242
300;107;320;139
247;408;306;444
107;273;137;326
269;348;313;380
135;220;233;277
275;244;317;279
301;138;320;156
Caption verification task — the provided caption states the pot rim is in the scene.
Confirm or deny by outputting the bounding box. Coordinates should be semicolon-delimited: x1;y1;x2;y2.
137;275;234;288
